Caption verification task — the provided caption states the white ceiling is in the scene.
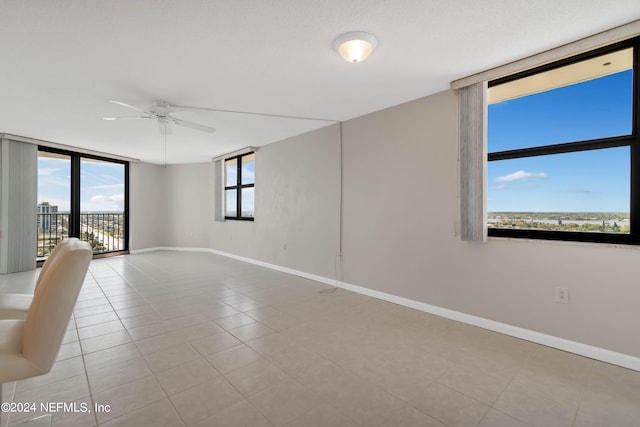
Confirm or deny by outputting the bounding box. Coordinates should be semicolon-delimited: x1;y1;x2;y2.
1;1;639;164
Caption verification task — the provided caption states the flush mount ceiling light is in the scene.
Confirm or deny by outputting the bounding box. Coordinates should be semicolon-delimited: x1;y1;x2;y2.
333;31;378;63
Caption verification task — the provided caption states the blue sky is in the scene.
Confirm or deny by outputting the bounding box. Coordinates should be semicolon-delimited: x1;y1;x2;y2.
488;69;633;212
38;156;125;212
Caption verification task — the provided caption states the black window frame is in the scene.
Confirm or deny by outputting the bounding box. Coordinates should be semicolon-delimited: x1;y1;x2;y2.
224;151;255;221
37;146;130;263
487;37;640;244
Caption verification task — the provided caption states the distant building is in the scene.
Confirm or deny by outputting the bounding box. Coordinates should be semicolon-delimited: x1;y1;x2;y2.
37;202;58;232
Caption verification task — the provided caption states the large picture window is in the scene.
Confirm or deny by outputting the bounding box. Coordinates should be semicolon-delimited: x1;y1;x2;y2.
487;38;639;244
225;152;255;220
37;147;129;262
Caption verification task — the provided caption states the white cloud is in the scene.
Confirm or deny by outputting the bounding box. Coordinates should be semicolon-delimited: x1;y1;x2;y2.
91;194;124;203
243;169;255;182
38;168;57;176
495;170;547;183
89;184;125;190
564;188;595;194
87;194;125;211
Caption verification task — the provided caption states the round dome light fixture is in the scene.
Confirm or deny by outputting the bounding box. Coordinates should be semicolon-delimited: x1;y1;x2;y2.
333;31;378;63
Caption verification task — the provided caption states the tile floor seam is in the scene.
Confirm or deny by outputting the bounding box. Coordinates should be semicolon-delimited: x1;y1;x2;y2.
73;311;100;427
486;364;522;408
92;376;168;425
433;375;503;410
475;406;491;427
89;368;157;396
385;378;486;427
100;395;168;426
390;396;450;427
168;375;240;426
569;362;596;427
2;382;18;427
152;350;213;387
94;398;181;427
483;407;536;427
240;395;278;427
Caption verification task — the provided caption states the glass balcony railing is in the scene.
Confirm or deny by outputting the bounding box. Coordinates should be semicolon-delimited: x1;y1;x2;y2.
37;213;126;261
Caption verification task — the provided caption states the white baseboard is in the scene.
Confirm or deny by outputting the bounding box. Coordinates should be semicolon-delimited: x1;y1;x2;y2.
128;246;640;371
129;247;161;254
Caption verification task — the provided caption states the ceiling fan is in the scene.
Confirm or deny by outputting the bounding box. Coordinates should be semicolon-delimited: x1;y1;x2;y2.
104;100;216;134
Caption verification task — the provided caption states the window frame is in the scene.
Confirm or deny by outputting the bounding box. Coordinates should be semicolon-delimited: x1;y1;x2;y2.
487;37;640;244
224;151;255;221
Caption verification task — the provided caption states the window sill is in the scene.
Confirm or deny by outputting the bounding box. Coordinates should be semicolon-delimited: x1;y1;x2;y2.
487;234;640;251
224;217;255;222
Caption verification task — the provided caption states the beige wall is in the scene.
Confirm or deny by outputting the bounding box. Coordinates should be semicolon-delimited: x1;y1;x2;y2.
129;162;167;250
130;161;213;250
209;124;342;279
134;90;640;360
341;91;640;358
163;162;213;248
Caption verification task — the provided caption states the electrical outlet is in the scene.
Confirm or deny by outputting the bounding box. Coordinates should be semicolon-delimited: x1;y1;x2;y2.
555;287;569;304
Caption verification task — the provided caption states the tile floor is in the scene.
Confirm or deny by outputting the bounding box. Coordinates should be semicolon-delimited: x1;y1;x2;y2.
1;250;639;426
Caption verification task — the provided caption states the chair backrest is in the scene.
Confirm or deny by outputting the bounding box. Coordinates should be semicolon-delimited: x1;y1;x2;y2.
35;238;80;291
22;239;92;372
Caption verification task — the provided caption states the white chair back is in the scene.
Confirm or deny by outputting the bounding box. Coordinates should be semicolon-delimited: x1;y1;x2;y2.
35;238;79;290
22;239;92;372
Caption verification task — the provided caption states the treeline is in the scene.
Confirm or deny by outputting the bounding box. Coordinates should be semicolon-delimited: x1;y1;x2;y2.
488;212;628;221
487;212;629;222
490;219;629;233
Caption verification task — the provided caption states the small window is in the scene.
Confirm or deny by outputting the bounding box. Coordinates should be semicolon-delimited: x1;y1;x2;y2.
224;152;255;220
487;39;638;244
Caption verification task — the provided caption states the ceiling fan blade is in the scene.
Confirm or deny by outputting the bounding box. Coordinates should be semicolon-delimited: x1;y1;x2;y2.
171;117;216;133
167;103;202;113
103;115;153;121
163;103;189;114
109;100;148;113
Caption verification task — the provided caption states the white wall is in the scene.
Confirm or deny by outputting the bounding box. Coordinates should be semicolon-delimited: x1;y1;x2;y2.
209;125;342;279
136;90;640;360
129;162;167;250
163;163;213;248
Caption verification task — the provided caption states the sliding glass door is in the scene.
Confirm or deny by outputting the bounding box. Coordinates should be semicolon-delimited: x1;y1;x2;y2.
37;147;128;262
37;151;71;260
